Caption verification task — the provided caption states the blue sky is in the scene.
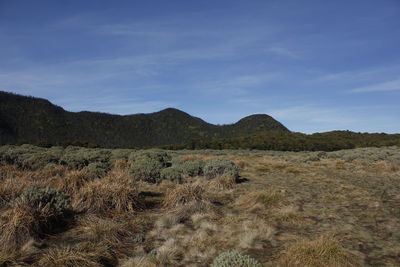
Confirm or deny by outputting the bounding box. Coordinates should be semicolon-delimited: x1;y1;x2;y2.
0;0;399;133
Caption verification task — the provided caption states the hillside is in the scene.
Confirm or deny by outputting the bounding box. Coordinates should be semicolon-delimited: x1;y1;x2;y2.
167;130;400;151
0;91;289;148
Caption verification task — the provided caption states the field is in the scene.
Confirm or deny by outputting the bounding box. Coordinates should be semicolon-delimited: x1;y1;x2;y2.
0;145;399;266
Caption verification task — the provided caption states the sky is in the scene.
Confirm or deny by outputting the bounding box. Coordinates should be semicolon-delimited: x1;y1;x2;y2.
0;0;399;133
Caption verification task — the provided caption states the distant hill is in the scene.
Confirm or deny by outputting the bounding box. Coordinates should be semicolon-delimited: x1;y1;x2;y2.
0;91;289;148
166;130;400;151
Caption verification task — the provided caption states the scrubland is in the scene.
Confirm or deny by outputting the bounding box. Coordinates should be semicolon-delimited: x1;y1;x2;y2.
0;145;399;266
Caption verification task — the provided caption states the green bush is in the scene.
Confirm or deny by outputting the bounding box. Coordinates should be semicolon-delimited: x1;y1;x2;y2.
160;167;182;184
15;187;71;216
109;148;133;164
83;162;109;178
203;158;239;180
60;146;111;169
129;150;172;183
179;159;205;177
211;251;261;267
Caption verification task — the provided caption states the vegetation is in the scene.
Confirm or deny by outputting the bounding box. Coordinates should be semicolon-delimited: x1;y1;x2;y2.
0;91;288;148
211;251;262;267
0;145;399;266
167;130;400;151
203;158;239;180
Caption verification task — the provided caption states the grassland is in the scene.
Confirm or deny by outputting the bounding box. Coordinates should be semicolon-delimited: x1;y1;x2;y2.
0;145;399;266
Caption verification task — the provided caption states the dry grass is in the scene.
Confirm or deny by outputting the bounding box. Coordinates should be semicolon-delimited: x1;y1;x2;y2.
0;177;27;206
209;176;236;190
279;235;363;267
119;257;157;267
73;171;144;214
234;190;283;211
1;146;399;266
0;201;56;251
162;183;208;209
54;169;93;196
114;159;128;169
37;243;116;267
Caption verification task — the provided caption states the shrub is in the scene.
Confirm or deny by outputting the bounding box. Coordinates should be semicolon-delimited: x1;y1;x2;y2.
60;147;111;169
0;187;71;251
203;158;239;180
129;150;172;183
160;167;182;184
179;159;205;177
82;162;109;178
0;145;62;170
211;251;261;267
16;187;71;215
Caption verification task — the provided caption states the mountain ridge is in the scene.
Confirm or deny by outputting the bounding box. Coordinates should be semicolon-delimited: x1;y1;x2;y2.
0;91;289;148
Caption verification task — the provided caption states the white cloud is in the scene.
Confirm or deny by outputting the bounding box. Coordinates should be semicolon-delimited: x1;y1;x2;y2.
265;105;399;133
267;46;300;59
350;79;400;93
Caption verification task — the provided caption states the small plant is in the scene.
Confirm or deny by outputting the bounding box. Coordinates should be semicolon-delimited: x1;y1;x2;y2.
129;150;172;183
82;162;109;178
60;147;111;169
16;187;71;215
179;159;205;177
211;251;261;267
0;187;71;251
160;167;182;184
203;158;239;180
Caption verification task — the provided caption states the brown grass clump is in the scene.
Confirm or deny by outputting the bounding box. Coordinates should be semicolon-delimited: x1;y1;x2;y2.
209;176;236;190
54;169;93;196
279;235;363;267
73;215;140;245
180;154;205;162
0;177;27;206
162;183;207;209
120;257;157;267
114;159;128;169
0;201;57;251
73;171;144;214
0;188;72;252
235;190;283;211
37;242;116;267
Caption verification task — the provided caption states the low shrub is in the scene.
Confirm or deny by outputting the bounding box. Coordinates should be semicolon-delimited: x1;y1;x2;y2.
16;187;71;215
160;167;182;184
203;158;239;180
0;187;71;251
179;159;205;177
211;251;261;267
129;150;172;183
60;147;111;169
82;162;110;178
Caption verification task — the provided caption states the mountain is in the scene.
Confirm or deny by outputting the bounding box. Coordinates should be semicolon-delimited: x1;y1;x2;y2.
0;91;289;148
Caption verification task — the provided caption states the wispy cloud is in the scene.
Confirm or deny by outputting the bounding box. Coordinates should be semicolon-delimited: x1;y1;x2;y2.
267;46;300;59
350;79;400;93
198;73;279;96
266;105;399;133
